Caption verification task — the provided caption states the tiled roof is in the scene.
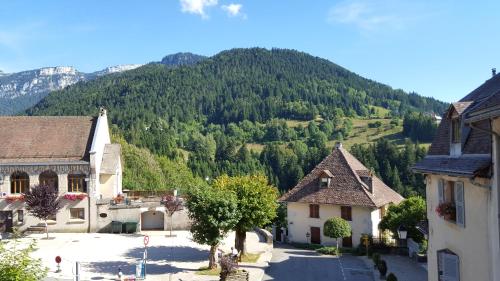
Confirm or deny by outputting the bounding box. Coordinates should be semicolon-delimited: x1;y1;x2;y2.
413;155;491;177
0;116;96;163
279;146;404;207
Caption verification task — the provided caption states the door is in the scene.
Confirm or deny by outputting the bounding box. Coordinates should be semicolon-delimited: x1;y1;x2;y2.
141;211;164;230
310;227;321;244
0;211;13;233
342;235;353;248
275;227;282;242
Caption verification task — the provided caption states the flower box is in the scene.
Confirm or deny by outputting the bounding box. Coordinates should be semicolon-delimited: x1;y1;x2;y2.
63;193;87;201
5;194;25;202
435;202;456;220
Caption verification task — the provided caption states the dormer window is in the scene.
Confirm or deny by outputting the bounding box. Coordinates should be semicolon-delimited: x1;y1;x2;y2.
320;177;329;188
451;118;461;143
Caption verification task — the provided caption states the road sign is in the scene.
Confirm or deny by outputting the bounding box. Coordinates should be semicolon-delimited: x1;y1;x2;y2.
144;235;149;246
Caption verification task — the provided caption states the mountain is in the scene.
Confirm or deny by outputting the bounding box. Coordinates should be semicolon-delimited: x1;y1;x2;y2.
0;52;207;115
159;52;206;67
28;48;447;126
0;65;144;115
26;48;446;194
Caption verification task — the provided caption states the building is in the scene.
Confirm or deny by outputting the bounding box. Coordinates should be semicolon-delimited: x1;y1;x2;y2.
280;143;404;247
0;108;122;233
413;71;500;281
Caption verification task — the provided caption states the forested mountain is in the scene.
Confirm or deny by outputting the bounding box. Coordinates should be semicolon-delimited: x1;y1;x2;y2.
159;52;207;66
26;48;447;196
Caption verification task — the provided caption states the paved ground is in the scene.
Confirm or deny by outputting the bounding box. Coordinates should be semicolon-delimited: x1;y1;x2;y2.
379;255;428;281
14;230;270;281
264;244;373;281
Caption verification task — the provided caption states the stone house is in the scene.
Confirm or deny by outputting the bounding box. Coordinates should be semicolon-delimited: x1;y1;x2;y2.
413;71;500;281
0;108;122;233
280;143;404;247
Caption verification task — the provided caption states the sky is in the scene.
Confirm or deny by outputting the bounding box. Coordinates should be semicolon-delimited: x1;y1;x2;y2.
1;0;499;102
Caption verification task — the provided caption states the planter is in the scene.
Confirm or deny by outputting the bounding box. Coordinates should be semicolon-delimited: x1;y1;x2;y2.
220;270;249;281
444;213;456;221
63;193;87;201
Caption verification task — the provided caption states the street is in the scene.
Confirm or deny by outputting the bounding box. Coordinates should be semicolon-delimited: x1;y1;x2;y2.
264;244;373;281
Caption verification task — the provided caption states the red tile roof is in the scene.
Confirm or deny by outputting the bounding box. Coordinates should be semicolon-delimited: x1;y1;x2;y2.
279;146;404;207
0;116;96;164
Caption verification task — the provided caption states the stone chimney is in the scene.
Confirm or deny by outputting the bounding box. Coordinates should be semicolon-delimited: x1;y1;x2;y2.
335;142;343;150
493;68;497;77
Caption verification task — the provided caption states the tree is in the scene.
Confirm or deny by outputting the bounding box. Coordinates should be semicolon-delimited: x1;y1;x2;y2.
24;184;61;239
323;217;352;248
186;186;240;269
213;175;278;255
161;194;184;237
0;232;48;281
379;196;426;242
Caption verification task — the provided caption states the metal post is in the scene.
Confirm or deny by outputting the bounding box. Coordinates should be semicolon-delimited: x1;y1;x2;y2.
74;261;80;281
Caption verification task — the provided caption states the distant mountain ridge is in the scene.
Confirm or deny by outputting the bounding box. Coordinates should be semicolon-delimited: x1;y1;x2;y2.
0;52;206;115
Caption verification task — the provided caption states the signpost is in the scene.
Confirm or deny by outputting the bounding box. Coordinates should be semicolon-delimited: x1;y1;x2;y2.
143;235;149;279
55;256;61;273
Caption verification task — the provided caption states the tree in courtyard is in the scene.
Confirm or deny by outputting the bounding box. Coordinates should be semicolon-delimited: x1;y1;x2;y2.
0;231;48;281
186;186;240;269
162;193;184;237
24;184;61;239
213;174;278;255
323;217;352;248
379;196;426;242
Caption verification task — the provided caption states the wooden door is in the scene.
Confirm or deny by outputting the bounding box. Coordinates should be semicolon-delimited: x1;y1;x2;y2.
342;235;353;248
0;211;13;233
310;227;321;244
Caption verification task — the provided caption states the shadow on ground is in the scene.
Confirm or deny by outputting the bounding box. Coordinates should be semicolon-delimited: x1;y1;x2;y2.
84;246;209;276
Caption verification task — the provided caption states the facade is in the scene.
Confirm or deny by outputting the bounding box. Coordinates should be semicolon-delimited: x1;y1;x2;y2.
413;72;500;281
280;143;404;247
0;108;122;233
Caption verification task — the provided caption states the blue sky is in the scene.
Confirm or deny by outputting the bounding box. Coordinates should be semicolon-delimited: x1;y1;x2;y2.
0;0;499;102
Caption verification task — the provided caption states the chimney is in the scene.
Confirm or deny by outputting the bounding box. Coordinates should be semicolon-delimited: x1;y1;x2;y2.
493;68;497;77
99;107;107;116
335;142;343;150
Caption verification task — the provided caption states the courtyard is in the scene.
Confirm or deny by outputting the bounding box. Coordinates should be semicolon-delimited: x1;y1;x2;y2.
20;231;269;281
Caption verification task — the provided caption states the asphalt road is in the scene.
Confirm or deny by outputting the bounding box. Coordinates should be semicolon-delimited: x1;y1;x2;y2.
264;244;374;281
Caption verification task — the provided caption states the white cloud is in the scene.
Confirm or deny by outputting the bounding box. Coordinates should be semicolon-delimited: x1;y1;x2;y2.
180;0;218;18
327;0;427;31
221;3;245;18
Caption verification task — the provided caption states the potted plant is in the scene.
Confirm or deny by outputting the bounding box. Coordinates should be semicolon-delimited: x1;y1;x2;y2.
378;259;387;279
435;202;456;220
386;273;397;281
113;194;125;204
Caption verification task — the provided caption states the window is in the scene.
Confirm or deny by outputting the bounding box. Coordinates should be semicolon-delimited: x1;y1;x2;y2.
17;210;23;223
451;118;461;143
320;177;329;189
39;170;58;192
309;204;320;218
341;206;352;221
10;172;29;194
68;174;87;193
48;214;56;221
438;179;465;227
70;208;85;220
438;250;460;281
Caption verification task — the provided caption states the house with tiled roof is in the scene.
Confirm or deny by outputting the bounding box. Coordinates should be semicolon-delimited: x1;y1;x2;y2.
413;70;500;281
0;108;123;233
280;142;404;247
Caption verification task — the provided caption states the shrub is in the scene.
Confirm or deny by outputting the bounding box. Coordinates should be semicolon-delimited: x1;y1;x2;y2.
0;236;47;281
316;246;339;256
387;273;397;281
378;260;388;277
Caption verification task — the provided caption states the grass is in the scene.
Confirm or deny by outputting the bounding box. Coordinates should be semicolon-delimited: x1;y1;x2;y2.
240;253;261;263
196;266;221;276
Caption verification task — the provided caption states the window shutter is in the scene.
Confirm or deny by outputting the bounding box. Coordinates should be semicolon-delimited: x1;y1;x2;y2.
443;253;460;281
454;182;465;227
438;179;445;203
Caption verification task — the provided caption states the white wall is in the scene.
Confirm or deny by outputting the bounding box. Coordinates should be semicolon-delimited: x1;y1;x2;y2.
426;174;492;281
286;202;376;247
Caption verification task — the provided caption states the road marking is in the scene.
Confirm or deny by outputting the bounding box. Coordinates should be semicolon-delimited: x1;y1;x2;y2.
338;257;347;281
